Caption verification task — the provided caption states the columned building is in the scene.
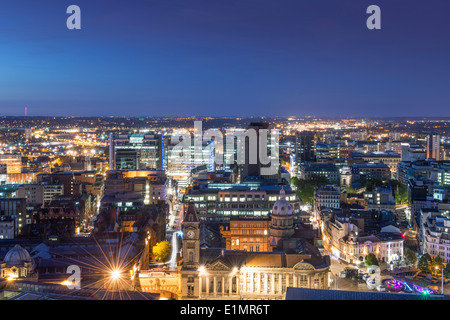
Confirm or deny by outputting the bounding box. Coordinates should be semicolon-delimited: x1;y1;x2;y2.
192;251;330;300
179;200;330;300
0;245;34;279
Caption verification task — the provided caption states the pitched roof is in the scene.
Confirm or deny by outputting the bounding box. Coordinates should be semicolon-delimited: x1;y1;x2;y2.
183;201;198;223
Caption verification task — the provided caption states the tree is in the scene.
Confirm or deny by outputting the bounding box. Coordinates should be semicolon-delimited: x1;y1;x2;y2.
390;180;408;204
291;174;330;205
432;256;444;276
444;263;450;279
403;248;417;265
418;253;433;274
152;241;171;262
345;186;358;194
365;253;379;267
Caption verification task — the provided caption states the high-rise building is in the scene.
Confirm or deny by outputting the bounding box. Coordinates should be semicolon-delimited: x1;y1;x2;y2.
239;122;280;182
427;134;441;161
111;132;163;170
295;131;315;170
166;137;214;190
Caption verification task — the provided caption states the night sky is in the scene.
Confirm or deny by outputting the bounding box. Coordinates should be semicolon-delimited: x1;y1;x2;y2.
0;0;449;117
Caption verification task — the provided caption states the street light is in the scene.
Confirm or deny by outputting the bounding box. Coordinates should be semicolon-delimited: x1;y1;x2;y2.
435;266;444;295
111;270;121;280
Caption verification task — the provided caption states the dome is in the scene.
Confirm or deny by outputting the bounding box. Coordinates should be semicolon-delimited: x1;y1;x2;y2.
4;244;33;266
272;187;293;216
272;198;293;216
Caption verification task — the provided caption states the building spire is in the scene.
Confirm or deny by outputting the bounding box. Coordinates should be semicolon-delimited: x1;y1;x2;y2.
280;185;286;199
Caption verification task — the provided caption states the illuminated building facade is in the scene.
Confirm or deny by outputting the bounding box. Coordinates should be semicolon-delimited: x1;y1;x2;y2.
0;245;34;279
166;139;214;190
220;218;271;252
184;186;300;221
177;201;330;300
112;132;163;171
427;134;441;161
323;215;403;265
0;154;22;174
423;214;450;263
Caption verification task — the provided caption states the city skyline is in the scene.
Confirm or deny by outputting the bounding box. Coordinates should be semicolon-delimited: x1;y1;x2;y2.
3;0;450;305
1;0;450;117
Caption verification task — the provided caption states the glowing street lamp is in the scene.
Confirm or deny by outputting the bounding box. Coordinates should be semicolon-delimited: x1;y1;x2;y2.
198;266;206;275
111;270;121;280
7;274;18;281
61;280;72;286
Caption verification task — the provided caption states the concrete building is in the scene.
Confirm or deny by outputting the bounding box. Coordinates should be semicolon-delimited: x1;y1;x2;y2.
17;184;64;206
427;134;441;161
401;144;426;162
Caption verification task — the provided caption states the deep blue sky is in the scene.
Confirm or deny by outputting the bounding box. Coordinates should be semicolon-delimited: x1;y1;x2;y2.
0;0;449;117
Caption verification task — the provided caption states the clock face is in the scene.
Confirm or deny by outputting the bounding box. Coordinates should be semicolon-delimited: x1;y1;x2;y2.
187;231;195;239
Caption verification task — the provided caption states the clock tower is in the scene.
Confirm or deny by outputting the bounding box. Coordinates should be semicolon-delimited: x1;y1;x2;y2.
181;201;201;298
182;201;200;270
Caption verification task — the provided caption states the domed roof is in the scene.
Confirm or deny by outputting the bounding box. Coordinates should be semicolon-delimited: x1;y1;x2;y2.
272;188;293;216
272;198;293;216
4;244;33;266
